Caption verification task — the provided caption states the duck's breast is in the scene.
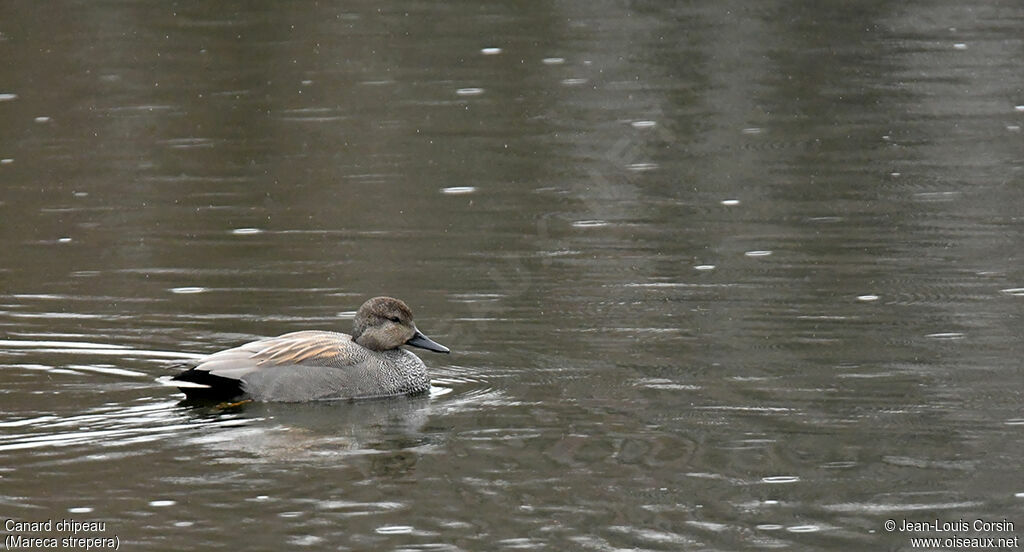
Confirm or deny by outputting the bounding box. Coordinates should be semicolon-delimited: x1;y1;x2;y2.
241;348;428;401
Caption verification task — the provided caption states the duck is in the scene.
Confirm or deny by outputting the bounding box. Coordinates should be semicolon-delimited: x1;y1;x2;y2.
171;296;449;402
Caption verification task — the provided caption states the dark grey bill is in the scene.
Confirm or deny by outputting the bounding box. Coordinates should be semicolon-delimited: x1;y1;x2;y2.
406;329;450;353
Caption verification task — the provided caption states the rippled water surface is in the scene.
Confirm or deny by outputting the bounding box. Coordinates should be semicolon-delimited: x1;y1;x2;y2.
2;1;1023;550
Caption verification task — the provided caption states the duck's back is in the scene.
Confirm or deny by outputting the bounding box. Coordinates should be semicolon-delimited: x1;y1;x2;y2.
174;330;430;402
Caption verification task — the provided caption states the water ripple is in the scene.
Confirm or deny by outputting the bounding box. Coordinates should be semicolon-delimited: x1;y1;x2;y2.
0;400;250;453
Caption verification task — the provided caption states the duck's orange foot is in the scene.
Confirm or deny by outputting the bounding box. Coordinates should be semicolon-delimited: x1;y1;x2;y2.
215;399;253;409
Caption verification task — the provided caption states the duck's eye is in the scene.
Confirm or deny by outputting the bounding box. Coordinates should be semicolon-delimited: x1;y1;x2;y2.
388;316;401;323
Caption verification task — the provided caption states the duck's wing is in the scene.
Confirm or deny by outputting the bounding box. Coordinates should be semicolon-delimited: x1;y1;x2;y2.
172;331;364;400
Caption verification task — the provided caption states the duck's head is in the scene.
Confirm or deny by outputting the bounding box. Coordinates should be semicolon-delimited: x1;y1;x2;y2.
352;296;450;354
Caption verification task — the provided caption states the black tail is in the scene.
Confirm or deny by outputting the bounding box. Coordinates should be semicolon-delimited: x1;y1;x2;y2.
172;368;245;401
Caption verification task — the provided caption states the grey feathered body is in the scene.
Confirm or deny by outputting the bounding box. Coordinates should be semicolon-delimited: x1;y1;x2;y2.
174;330;430;402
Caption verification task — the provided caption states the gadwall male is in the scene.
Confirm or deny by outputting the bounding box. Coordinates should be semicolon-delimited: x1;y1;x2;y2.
172;296;449;402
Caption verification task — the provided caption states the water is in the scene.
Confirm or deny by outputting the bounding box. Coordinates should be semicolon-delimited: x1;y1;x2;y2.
2;1;1023;550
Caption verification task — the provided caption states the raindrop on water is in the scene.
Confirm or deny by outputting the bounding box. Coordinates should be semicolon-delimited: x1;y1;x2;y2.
170;287;207;294
572;220;608;228
761;476;799;484
441;186;477;195
375;525;413;535
627;162;658;172
231;227;263;235
925;332;964;340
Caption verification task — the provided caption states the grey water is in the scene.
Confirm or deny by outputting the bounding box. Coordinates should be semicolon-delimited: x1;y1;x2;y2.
1;1;1023;550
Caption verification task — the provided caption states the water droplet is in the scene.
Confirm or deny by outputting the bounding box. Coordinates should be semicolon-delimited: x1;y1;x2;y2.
1014;105;1024;112
300;80;313;86
741;127;763;135
170;287;207;294
925;332;964;340
231;227;263;235
561;78;588;86
375;525;413;535
631;120;657;129
1015;492;1024;498
481;47;502;55
572;220;608;228
0;159;12;165
787;525;821;533
745;250;773;257
148;500;176;507
627;162;658;171
1000;287;1024;296
0;93;18;101
174;521;194;527
290;535;325;546
757;524;783;531
720;199;740;206
441;186;477;195
456;87;484;96
1008;125;1021;132
68;507;93;514
57;237;72;243
34;116;51;123
542;57;565;65
857;294;880;302
694;265;716;271
953;43;967;50
761;476;799;484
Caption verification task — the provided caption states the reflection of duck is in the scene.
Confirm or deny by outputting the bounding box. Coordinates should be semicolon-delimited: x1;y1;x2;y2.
172;297;449;402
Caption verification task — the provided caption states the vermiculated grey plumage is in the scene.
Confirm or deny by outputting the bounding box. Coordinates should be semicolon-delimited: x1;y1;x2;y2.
171;296;447;403
174;330;430;402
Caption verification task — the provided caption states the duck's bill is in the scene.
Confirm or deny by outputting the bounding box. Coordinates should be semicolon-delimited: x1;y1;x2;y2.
406;330;450;354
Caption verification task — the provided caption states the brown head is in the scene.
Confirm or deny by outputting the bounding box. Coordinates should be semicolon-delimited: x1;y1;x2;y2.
351;296;450;354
